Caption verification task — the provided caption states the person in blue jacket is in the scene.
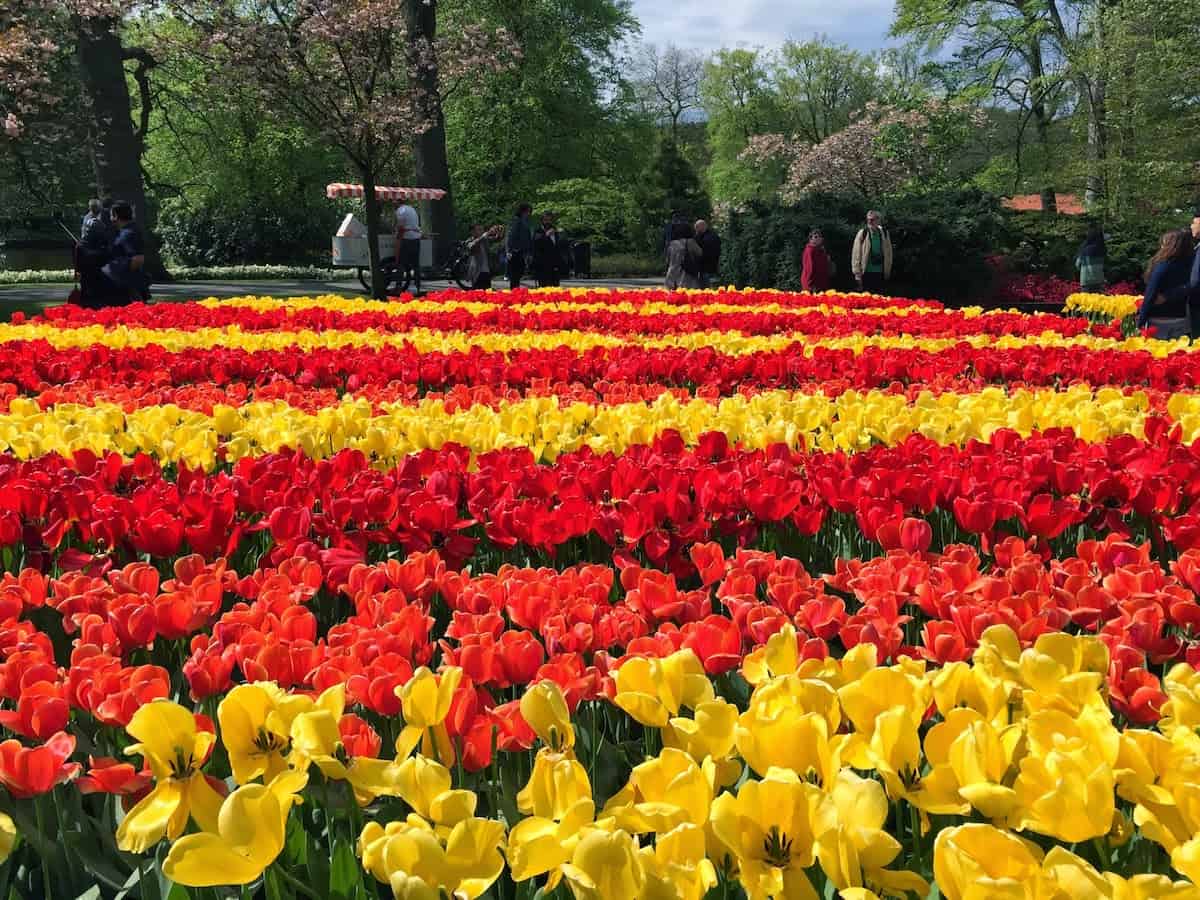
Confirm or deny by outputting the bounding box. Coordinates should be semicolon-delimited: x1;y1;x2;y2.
1137;229;1194;338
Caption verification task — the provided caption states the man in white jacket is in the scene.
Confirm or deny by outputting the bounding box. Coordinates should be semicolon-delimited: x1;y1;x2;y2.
851;210;893;294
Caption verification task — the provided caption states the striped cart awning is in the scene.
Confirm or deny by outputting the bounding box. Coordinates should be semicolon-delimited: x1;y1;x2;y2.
325;183;447;202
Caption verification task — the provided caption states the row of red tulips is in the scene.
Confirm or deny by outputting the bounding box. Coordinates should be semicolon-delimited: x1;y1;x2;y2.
0;533;1193;784
1;426;1198;578
7;340;1200;401
19;305;1103;339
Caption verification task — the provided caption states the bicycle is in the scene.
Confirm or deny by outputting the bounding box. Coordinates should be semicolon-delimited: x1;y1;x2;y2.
357;240;473;293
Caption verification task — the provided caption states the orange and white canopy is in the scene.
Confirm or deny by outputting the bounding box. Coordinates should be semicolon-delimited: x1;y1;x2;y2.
326;183;446;202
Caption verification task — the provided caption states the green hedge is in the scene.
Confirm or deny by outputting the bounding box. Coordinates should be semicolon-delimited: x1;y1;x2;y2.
721;189;1007;302
0;265;345;286
997;212;1183;285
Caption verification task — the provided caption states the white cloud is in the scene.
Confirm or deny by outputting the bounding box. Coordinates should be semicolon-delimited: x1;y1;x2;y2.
629;0;898;51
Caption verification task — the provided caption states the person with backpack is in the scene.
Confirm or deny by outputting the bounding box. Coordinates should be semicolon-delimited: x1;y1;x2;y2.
665;222;703;290
851;210;893;293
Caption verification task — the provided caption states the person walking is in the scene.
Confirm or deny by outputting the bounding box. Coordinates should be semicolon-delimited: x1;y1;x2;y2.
851;210;893;294
665;223;703;290
1137;230;1195;339
801;229;832;293
506;203;534;289
393;200;423;295
663;210;687;258
76;197;116;308
81;199;101;234
101;201;149;305
1075;222;1107;292
694;220;721;288
533;212;566;288
466;224;501;290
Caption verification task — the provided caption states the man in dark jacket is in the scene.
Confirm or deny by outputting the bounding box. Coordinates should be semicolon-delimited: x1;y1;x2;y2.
533;212;565;287
101;201;150;304
505;203;534;289
694;220;721;288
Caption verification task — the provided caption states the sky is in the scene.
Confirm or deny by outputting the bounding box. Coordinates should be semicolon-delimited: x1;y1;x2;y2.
628;0;898;52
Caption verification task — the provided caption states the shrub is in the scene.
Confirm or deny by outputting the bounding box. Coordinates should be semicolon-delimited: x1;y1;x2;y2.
721;188;1005;301
158;196;340;267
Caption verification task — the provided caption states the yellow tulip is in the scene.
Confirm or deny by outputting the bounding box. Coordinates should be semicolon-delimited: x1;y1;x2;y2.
396;755;477;832
743;623;803;685
709;768;823;900
162;771;307;886
639;823;717;900
737;675;843;782
116;700;224;853
520;680;575;753
1161;664;1200;735
516;747;593;821
396;667;464;764
814;770;903;890
0;812;15;864
932;823;1045;900
946;713;1023;820
1040;845;1200;899
838;667;929;769
931;661;1011;726
662;699;741;787
868;708;967;815
359;816;506;900
613;650;713;727
507;797;600;885
603;748;712;833
1013;734;1115;842
288;685;403;806
560;828;645;900
218;682;314;785
1018;632;1109;716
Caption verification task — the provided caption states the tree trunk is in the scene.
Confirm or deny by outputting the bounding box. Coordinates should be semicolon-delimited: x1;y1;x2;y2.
361;168;386;300
74;16;164;278
406;0;456;263
1083;1;1108;210
1028;39;1057;214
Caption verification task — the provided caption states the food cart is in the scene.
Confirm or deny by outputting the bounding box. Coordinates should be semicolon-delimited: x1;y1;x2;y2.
326;183;446;291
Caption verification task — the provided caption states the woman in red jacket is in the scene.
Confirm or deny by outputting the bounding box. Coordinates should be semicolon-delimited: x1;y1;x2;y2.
801;229;832;293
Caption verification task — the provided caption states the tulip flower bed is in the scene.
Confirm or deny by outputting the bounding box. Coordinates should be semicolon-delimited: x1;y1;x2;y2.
5;286;1200;899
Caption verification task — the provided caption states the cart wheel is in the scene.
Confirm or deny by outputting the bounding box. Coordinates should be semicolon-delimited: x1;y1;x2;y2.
451;254;472;290
358;258;407;295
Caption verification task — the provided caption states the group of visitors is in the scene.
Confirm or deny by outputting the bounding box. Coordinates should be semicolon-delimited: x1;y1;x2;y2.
798;211;895;294
74;198;150;307
663;214;721;289
504;204;575;290
1137;213;1200;339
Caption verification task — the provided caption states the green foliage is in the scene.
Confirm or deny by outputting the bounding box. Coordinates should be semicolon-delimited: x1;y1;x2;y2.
998;211;1182;284
626;137;711;254
700;49;789;204
158;196;337;266
441;0;640;235
590;253;661;277
722;188;1006;300
532;177;638;256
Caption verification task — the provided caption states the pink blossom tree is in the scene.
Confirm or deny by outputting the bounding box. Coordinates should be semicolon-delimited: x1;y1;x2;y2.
2;0;163;268
165;0;517;297
741;99;986;203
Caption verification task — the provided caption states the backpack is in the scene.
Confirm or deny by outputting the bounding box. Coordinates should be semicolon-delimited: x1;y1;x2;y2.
681;244;701;277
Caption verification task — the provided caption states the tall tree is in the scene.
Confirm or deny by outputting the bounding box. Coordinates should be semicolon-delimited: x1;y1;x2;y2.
439;0;638;230
1;0;159;263
630;42;705;141
700;48;788;203
167;0;515;297
773;38;878;144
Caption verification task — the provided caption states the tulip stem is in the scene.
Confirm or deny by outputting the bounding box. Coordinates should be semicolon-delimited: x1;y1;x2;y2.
1092;836;1111;871
271;863;321;899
